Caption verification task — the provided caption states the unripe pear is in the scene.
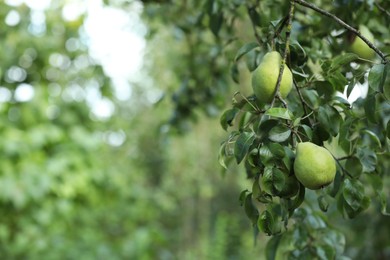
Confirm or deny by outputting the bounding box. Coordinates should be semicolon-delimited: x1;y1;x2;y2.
251;51;293;105
294;142;336;190
350;25;375;60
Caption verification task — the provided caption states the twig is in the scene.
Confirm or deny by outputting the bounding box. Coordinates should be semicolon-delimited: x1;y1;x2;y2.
293;0;388;63
293;79;308;116
246;2;262;45
337;155;353;161
374;2;390;18
270;1;295;107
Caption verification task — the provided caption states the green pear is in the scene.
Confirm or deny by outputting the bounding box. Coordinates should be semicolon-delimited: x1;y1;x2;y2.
294;142;336;190
350;25;375;60
252;51;293;104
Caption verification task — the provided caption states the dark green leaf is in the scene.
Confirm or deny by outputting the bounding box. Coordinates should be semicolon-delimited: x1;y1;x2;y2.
330;53;359;72
267;142;285;158
244;193;259;224
248;7;261;27
261;167;285;195
239;189;249;206
209;12;223;37
364;94;378;124
287;183;305;215
318;194;330;212
356;147;377;172
317;105;342;137
265;107;293;120
268;124;291;143
234;132;256;164
231;63;239;83
300;125;313;140
220;108;239;131
368;64;386;92
265;235;282;260
234;42;259;62
329;169;342;198
259;145;274;165
302;89;320;109
328;71;348;92
387;120;390;139
345;156;363;179
257;119;279;140
257;210;274;235
362;129;381;148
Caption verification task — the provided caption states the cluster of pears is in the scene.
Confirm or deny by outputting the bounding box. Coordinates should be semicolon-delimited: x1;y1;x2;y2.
251;52;336;191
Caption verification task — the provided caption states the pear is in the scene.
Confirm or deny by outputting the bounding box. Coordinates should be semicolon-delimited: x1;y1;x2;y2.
350;25;375;60
252;51;293;105
294;142;336;190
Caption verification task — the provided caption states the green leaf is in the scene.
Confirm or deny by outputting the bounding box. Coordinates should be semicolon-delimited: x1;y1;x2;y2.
267;142;285;158
362;129;381;148
248;7;261;27
345;156;363;179
387;120;390;139
368;64;386;92
257;210;275;235
259;145;274;165
268;125;291;143
317;105;342;137
329;169;342;198
209;12;223;37
234;132;256;164
234;42;259;62
328;71;348;92
244;193;259;224
265;235;282;260
257;119;279;140
218;143;228;169
265;108;293;120
356;147;377;172
318;194;330;212
330;53;359;72
230;63;239;83
364;94;378;124
302;89;320;109
261;167;284;195
342;179;370;218
287;183;305;215
300;125;313;140
239;189;249;206
220;108;239;131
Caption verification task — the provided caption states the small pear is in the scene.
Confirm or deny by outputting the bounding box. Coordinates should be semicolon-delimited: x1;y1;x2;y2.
294;142;336;190
252;51;293;105
350;25;375;60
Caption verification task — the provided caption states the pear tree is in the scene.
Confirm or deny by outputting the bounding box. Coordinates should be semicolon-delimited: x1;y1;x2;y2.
142;0;390;258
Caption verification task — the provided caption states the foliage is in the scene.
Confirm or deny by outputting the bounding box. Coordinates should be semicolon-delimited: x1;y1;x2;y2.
142;0;390;259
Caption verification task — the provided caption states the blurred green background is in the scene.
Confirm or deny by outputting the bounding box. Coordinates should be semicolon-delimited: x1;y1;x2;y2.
0;0;389;259
0;1;263;258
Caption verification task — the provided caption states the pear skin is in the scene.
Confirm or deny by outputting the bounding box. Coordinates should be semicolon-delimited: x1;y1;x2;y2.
294;142;336;190
252;51;293;105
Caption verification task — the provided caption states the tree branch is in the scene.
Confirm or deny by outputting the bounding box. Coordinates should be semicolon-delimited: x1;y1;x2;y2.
374;2;390;18
293;0;388;63
270;1;295;107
